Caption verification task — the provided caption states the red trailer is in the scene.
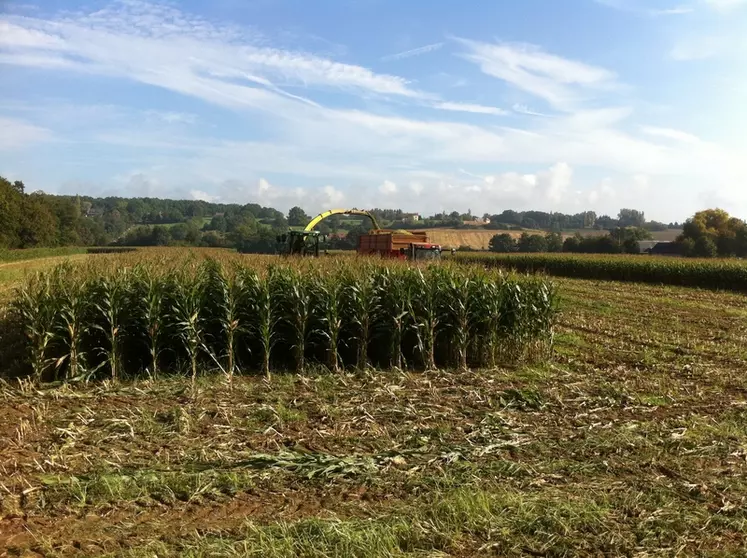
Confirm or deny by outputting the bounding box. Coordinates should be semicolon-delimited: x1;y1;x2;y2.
358;231;442;261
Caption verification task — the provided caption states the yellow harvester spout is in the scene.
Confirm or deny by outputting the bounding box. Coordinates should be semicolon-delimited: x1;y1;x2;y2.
304;209;381;232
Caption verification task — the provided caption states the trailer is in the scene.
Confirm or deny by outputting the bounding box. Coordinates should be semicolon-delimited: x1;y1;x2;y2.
358;231;442;261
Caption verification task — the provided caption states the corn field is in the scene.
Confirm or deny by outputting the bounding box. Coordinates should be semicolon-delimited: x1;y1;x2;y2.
455;252;747;292
1;252;557;382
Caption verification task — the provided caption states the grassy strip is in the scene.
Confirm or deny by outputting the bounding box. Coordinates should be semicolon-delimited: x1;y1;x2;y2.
0;247;87;264
117;485;744;557
455;252;747;291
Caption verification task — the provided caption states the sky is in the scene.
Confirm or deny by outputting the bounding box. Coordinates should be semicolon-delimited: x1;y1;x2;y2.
1;0;746;221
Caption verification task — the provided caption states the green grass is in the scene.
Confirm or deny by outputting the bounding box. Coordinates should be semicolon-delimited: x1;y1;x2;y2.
0;247;87;263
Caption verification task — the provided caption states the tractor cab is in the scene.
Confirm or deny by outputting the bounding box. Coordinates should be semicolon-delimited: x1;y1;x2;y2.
277;230;325;256
411;243;442;261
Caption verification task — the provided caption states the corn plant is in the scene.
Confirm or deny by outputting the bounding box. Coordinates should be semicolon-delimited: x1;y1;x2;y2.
408;267;441;371
313;271;344;373
200;260;247;385
13;273;56;381
133;266;167;378
91;270;129;381
341;266;376;369
373;267;409;370
439;267;472;371
471;273;503;368
52;266;89;381
170;270;205;387
245;268;280;378
275;268;314;373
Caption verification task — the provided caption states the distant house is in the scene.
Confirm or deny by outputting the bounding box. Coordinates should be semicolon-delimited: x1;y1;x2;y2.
403;213;420;223
86;207;103;218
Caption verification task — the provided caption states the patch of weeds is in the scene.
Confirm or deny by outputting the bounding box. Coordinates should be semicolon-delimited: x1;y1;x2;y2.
275;402;307;424
152;406;192;434
512;363;555;382
497;388;544;411
35;470;259;509
248;403;307;429
555;331;586;348
637;394;671;407
588;382;634;406
123;486;621;558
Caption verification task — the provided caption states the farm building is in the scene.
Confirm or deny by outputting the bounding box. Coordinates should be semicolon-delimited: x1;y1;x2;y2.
638;240;682;256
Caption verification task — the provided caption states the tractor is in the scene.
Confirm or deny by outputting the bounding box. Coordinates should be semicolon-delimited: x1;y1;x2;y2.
277;208;441;260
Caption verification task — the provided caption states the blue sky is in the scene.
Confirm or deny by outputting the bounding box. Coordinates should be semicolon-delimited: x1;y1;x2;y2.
1;0;746;221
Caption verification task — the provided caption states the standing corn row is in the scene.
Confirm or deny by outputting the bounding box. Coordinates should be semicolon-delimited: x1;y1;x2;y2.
6;258;558;382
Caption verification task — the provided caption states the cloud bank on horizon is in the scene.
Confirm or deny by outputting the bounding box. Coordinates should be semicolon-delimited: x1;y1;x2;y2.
0;0;745;221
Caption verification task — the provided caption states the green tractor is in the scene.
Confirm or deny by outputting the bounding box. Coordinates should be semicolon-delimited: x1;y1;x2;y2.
276;229;326;256
277;208;380;257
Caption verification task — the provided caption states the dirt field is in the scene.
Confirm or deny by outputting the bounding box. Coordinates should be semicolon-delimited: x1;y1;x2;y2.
427;228;683;250
425;229;539;250
2;272;746;556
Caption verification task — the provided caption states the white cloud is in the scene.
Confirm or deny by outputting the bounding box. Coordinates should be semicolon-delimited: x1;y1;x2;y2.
431;101;508;115
0;116;53;149
512;104;554;117
593;0;694;15
149;111;197;124
321;185;345;206
190;189;218;202
539;162;573;203
0;21;66;48
669;35;728;60
704;0;747;11
457;38;618;111
652;6;695;14
210;178;346;211
379;180;397;195
381;42;444;61
641;126;701;144
0;3;423;106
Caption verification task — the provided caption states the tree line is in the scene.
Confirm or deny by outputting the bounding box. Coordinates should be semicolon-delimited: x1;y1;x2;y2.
2;175;745;258
486;210;747;258
488;227;651;255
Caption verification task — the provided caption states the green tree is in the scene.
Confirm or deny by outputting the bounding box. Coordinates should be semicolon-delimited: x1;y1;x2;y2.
170;223;189;242
151;227;171;246
693;236;717;258
563;235;581;252
618;208;646;228
545;232;563;252
678;209;747;258
0;176;23;248
488;233;517;253
518;233;548;253
209;215;228;233
288;206;310;227
19;195;57;247
622;238;640;254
